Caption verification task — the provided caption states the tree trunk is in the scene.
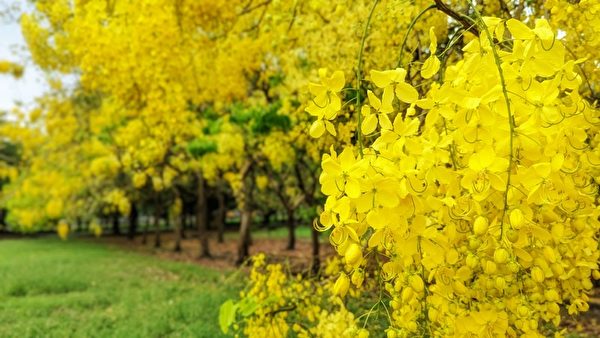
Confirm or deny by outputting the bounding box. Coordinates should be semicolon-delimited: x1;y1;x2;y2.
286;208;296;250
173;191;183;252
142;221;149;244
174;212;182;253
112;213;120;235
262;209;275;229
236;162;253;265
196;173;211;258
311;227;320;273
0;208;5;231
215;187;226;243
180;213;187;239
128;203;138;240
154;203;161;248
236;207;252;265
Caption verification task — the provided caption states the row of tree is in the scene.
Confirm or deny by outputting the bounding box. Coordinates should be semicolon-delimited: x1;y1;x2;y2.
1;0;598;269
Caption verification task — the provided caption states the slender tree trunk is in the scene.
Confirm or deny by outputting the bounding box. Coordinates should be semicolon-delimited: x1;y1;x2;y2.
173;191;182;252
128;203;138;240
216;187;226;243
197;173;211;258
180;213;187;239
236;162;253;265
154;203;161;248
286;208;296;250
0;208;5;231
311;227;320;273
112;213;120;235
163;210;170;229
174;212;182;253
142;220;149;245
262;210;275;229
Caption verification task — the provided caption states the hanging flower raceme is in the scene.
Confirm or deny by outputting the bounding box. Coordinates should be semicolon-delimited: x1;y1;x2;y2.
307;15;600;338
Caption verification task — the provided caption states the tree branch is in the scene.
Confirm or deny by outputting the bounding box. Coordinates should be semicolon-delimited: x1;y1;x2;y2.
434;0;479;37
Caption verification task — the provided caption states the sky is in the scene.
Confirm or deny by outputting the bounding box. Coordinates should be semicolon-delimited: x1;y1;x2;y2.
0;0;47;115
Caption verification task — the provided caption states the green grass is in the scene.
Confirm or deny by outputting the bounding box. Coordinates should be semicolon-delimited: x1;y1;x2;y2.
0;238;240;338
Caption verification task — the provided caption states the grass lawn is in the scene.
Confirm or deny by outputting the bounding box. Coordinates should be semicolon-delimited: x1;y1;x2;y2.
0;238;239;338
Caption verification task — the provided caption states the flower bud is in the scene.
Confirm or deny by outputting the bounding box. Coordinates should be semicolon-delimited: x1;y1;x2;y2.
473;216;488;235
495;276;506;290
510;209;524;228
544;289;559;301
333;273;350;297
466;254;479;268
345;243;363;267
494;248;509;264
410;275;425;293
351;269;364;287
484;261;497;274
543;246;556;263
506;229;519;243
517;305;529;317
402;287;414;302
531;266;545;283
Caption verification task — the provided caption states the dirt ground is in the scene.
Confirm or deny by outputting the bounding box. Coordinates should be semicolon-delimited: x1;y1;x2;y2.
94;230;335;272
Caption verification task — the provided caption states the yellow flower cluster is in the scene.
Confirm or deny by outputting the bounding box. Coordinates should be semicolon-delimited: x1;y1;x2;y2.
309;17;600;338
0;60;24;78
225;254;370;338
102;189;131;216
544;0;600;99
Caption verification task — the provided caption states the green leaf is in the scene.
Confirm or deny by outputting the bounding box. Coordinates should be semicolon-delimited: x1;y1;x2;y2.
238;296;259;317
219;299;237;334
187;138;217;158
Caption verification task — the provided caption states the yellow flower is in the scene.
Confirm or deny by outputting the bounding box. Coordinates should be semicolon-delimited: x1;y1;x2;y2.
319;147;363;199
421;27;440;79
370;68;419;104
361;90;393;135
306;69;345;138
